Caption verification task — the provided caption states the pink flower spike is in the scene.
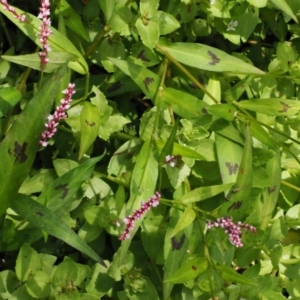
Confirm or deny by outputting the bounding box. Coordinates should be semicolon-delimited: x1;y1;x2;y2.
37;0;52;71
207;217;257;248
39;83;76;147
0;0;26;21
119;192;161;241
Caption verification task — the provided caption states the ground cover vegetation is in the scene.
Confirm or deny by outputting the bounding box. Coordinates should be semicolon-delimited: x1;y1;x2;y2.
1;0;300;299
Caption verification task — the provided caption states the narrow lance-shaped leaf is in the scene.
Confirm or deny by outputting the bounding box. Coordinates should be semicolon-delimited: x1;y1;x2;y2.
220;125;253;220
11;194;106;266
37;155;105;211
179;182;235;204
0;64;68;216
79;102;101;160
170;206;196;238
163;208;193;300
260;150;281;230
157;39;264;74
270;0;298;23
239;99;300;116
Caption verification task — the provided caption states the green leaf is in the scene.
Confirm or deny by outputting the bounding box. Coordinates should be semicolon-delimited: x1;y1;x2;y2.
216;265;257;285
162;87;208;119
179;182;235;204
0;6;88;74
163;208;193;300
250;122;278;150
216;134;243;185
54;0;90;41
0;87;22;118
164;256;207;284
37;156;104;210
11;194;106;266
135;18;160;50
239;99;300;116
140;0;159;18
270;0;298;23
98;0;116;21
0;64;68;216
208;104;237;121
153;11;180;35
108;5;132;36
15;244;42;282
220;125;253;220
2;51;76;73
260;151;281;230
25;270;51;298
109;58;160;100
79;102;101;159
170;207;196;238
159;119;178;164
158;39;264;74
156;140;206;160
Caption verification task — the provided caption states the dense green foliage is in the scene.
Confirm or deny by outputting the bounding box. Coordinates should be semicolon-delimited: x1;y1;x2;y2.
1;0;300;299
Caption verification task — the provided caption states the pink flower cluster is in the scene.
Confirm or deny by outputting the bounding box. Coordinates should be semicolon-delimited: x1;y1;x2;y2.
207;217;257;247
39;83;76;147
37;0;52;70
119;192;161;240
0;0;26;21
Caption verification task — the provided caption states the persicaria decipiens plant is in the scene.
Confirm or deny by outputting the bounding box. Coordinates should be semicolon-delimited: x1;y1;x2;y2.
207;216;257;247
119;192;161;240
39;83;75;147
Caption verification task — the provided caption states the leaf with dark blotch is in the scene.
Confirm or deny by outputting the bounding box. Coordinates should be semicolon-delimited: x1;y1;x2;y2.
35;211;44;217
171;234;185;250
54;184;69;199
107;81;123;93
192;266;197;270
137;50;150;62
225;162;239;175
208;50;220;65
268;185;276;194
85;120;96;127
13;141;28;163
143;77;154;92
228;201;242;211
202;108;208;114
278;101;291;112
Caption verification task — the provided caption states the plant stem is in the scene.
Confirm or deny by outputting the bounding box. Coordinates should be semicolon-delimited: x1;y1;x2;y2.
84;26;109;58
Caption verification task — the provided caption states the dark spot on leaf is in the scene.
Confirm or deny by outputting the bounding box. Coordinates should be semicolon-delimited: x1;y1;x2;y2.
171;234;185;250
107;81;123;93
13;141;28;163
208;51;220;65
143;77;154;92
225;162;239;175
85;120;95;127
54;184;69;199
202;108;208;114
192;266;197;270
188;82;197;89
228;201;242;211
226;187;240;200
137;50;150;62
63;14;71;20
35;211;44;217
239;167;245;175
268;185;276;194
188;5;192;13
278;101;292;113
